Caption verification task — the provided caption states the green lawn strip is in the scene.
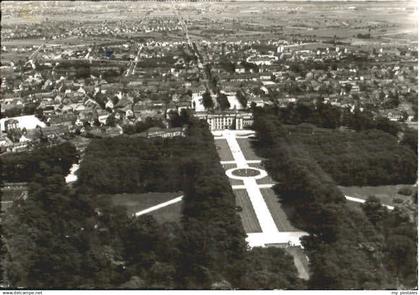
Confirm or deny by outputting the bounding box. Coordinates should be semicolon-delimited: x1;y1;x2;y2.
236;138;261;161
214;138;234;161
260;188;300;232
233;189;262;233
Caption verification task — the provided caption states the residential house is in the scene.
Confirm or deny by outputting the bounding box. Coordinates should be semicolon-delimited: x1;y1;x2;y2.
47;113;77;127
41;125;68;139
140;126;186;138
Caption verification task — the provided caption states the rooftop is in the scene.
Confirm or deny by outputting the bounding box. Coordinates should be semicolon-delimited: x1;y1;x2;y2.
0;115;46;131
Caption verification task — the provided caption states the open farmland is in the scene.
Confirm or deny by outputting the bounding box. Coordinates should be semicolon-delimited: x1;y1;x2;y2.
3;1;415;45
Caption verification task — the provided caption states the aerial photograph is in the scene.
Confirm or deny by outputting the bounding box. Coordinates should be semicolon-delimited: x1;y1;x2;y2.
0;0;418;292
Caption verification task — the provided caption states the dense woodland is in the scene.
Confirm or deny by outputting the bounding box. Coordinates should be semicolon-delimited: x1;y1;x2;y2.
286;126;417;186
266;102;417;186
362;197;417;287
278;100;403;137
251;108;417;289
2;118;303;289
77;133;197;194
1;142;78;183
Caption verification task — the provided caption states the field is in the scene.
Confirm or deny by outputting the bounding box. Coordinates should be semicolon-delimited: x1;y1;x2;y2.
339;184;416;207
260;188;299;232
2;0;416;47
234;189;262;233
101;192;182;223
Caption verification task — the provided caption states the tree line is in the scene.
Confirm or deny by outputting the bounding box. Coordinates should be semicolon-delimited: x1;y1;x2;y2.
286;126;417;186
3;158;192;288
277;101;402;137
268;102;417;186
176;119;304;289
122;117;166;135
362;196;417;288
251;109;416;289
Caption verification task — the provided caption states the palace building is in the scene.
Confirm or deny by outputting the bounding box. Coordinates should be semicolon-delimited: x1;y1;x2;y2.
194;111;253;131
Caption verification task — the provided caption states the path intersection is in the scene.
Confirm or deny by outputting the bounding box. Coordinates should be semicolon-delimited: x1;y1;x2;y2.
213;129;308;248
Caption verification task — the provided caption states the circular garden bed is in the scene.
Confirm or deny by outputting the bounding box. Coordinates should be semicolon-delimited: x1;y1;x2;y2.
231;168;261;177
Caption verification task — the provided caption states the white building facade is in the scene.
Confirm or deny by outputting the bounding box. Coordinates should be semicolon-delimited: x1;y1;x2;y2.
194;112;253;131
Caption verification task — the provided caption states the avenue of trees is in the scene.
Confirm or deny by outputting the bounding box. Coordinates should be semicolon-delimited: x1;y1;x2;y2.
216;92;231;111
201;91;231;111
167;109;193;128
236;90;248;108
175;120;303;289
202;90;214;109
251;109;417;289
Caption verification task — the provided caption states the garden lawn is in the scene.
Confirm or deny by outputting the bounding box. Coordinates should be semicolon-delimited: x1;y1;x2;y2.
234;189;262;233
339;184;415;207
